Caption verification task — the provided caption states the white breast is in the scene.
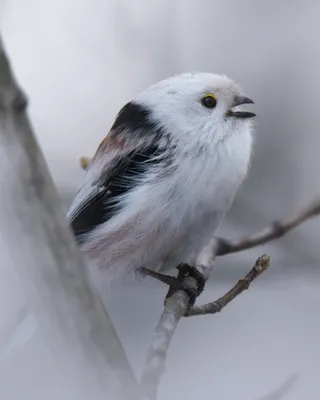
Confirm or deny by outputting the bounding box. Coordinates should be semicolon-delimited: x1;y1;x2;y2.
157;126;253;271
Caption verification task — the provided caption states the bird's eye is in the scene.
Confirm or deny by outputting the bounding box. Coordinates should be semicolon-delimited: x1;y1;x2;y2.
201;94;217;109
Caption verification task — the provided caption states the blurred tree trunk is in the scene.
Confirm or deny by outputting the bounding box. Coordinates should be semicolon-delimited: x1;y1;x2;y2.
0;36;139;400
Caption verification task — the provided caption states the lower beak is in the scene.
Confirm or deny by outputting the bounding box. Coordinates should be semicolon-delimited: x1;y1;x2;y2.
226;95;256;119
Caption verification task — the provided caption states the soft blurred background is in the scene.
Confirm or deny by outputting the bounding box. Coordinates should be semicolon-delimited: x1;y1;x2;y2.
1;0;320;399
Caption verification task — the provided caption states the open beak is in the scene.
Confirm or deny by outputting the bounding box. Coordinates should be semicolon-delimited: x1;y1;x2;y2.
226;95;256;119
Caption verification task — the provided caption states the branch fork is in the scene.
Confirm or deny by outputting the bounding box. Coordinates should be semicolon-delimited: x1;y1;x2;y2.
138;199;320;398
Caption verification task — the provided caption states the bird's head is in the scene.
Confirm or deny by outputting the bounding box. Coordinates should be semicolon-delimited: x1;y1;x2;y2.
133;72;255;145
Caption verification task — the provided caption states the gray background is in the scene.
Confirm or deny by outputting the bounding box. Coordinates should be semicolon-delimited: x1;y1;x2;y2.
0;1;320;399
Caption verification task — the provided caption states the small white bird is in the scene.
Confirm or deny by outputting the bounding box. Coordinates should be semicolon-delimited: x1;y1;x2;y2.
67;72;255;303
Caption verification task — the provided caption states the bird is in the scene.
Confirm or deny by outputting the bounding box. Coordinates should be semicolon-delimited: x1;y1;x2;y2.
67;72;256;304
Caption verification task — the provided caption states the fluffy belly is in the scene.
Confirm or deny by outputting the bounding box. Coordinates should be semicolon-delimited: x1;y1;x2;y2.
152;209;222;273
83;204;221;286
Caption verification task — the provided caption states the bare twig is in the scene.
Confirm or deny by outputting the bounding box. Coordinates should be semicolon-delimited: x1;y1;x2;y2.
216;200;320;256
140;289;191;400
140;239;217;399
185;254;270;317
0;36;139;400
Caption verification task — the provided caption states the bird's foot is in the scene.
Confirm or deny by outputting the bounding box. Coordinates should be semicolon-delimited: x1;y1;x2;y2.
166;263;206;306
139;263;206;307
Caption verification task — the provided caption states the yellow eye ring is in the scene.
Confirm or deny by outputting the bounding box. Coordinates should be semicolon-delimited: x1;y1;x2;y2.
202;94;217;108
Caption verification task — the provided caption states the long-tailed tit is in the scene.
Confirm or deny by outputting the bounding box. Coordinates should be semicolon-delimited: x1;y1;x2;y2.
67;72;255;303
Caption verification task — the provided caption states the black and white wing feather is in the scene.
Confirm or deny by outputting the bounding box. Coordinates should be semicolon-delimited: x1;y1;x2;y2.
67;101;170;243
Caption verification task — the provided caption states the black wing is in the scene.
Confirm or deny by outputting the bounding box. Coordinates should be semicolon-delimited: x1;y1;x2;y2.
69;145;163;243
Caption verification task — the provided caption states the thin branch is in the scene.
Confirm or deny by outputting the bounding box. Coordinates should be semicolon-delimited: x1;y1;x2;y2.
0;36;140;400
185;254;270;317
216;200;320;256
140;239;217;400
140;289;191;400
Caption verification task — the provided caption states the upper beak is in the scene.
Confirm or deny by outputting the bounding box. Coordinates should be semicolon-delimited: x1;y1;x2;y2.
226;95;256;119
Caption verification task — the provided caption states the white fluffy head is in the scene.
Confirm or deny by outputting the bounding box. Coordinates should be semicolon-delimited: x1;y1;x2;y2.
134;72;255;144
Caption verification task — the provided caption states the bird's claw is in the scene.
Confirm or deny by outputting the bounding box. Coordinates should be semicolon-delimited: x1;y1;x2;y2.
176;263;206;296
165;263;205;307
139;264;206;307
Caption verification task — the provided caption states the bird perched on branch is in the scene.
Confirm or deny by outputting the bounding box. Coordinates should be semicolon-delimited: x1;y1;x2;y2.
67;72;255;304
